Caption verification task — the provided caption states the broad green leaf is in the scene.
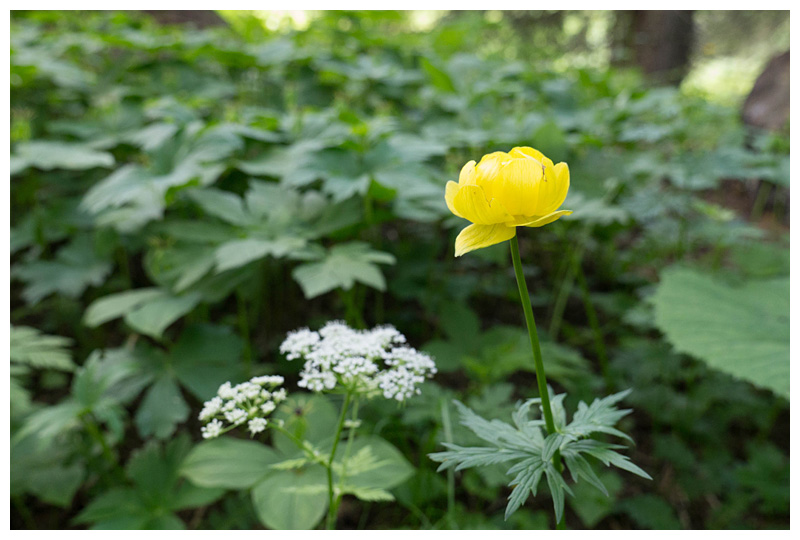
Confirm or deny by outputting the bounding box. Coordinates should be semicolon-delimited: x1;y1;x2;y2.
83;288;165;327
124;292;202;339
74;488;150;529
134;376;189;440
181;438;281;489
13;235;112;305
272;394;337;456
620;494;681;530
334;435;415;492
187;188;253;227
11;434;84;507
11;140;114;173
291;242;396;298
652;268;789;398
171;324;244;401
420;57;455;92
568;470;622;528
251;467;328;530
215;237;306;272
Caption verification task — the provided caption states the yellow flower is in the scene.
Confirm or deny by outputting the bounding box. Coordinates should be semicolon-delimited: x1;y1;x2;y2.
445;147;573;257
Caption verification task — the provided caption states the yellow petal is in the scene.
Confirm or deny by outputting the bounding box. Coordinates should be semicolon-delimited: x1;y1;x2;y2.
458;160;477;186
509;146;546;162
474;151;509;200
445;181;461;217
493;157;544;216
452;185;512;225
513;209;573;228
538;162;570;215
454;223;517;257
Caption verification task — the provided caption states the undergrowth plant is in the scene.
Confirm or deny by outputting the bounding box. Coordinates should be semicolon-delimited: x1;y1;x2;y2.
431;147;650;528
192;321;436;529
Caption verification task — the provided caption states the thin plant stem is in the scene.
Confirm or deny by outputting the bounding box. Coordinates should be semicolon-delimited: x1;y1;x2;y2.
326;392;352;530
332;398;360;517
509;232;566;530
440;398;457;529
574;256;611;391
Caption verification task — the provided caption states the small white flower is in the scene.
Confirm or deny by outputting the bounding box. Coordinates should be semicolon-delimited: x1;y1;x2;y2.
280;321;436;402
260;401;276;414
252;375;285;386
201;419;224;439
225;408;248;425
198;396;223;421
198;374;289;439
248;418;268;435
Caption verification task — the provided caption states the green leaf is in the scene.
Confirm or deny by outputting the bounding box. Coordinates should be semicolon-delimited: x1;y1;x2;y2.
124;292;202;339
10;326;74;371
291;242;396;298
181;438;281;489
13;235;113;305
568;470;622;528
74;488;150;529
652;267;789;398
134;376;189;440
420;57;456;92
11;434;85;507
215;237;306;272
272;394;337;456
620;494;681;530
171;324;244;401
334;435;415;493
83;288;165;327
11;140;114;173
186;188;253;227
251;467;328;530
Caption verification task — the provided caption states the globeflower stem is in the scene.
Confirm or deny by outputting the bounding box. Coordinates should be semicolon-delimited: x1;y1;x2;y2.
326;392;352;530
509;232;566;530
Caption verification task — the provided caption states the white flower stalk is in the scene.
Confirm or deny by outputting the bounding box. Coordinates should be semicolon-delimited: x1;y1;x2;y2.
280;321;436;401
198;375;287;439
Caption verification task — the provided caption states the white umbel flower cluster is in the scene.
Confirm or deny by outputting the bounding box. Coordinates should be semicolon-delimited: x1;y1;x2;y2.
280;321;436;401
199;375;287;439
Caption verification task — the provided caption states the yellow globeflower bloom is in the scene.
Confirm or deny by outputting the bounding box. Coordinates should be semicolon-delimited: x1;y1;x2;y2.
445;147;573;257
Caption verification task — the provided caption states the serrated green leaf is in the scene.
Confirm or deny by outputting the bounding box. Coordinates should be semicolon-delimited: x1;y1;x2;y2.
10;326;74;371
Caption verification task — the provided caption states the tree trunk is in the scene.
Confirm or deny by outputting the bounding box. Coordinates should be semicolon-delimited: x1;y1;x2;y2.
141;10;226;29
742;51;790;131
611;10;695;86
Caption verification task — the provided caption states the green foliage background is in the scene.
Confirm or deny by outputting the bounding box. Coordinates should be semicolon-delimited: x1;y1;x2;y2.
10;10;789;530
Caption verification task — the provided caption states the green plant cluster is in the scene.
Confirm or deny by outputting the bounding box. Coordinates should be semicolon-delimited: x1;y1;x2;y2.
10;10;788;530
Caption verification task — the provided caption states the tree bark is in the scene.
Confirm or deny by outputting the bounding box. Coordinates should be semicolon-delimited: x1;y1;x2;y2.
141;10;226;29
611;10;695;86
742;51;790;131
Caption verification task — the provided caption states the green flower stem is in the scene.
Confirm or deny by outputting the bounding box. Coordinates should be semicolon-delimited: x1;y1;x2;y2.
326;392;352;530
331;398;360;520
509;232;566;530
440;398;457;529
